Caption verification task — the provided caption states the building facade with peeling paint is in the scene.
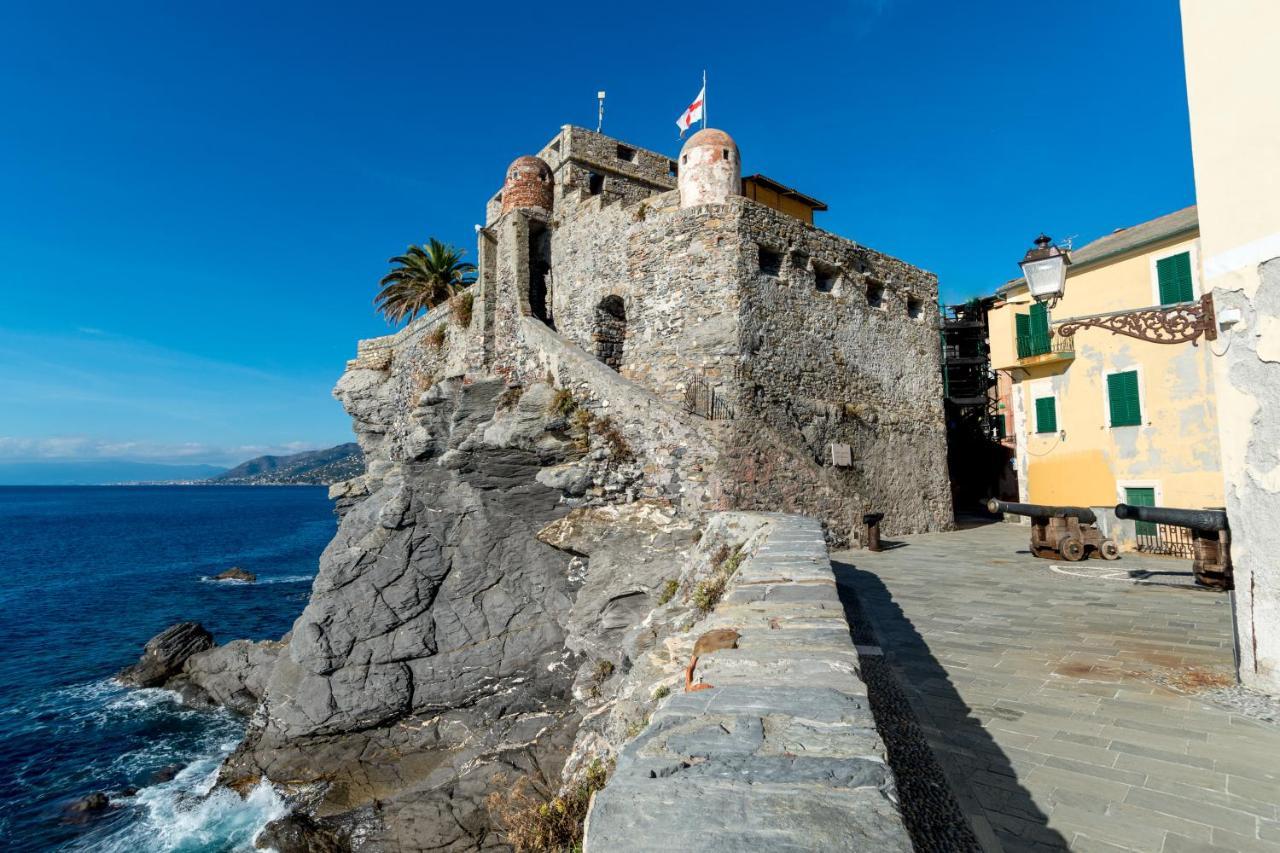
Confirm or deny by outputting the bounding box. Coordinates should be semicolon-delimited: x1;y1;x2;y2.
988;206;1224;550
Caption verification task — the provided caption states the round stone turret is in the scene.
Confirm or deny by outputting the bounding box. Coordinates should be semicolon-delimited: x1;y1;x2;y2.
500;155;554;214
677;128;740;208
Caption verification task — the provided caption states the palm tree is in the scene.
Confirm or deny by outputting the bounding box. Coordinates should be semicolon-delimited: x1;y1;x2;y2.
375;238;476;324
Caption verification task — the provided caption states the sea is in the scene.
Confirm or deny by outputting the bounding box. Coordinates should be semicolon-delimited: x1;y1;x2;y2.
0;486;336;852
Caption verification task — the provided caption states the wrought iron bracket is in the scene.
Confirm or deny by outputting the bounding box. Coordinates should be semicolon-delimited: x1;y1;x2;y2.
1055;293;1217;346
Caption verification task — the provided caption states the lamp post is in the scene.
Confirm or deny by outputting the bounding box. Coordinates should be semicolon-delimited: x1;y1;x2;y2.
1019;234;1071;308
1016;234;1218;346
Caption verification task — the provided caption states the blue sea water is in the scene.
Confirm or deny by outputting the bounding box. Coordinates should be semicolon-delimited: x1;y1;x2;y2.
0;486;335;852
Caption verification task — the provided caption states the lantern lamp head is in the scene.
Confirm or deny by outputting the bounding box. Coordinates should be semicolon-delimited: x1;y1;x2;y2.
1020;233;1071;305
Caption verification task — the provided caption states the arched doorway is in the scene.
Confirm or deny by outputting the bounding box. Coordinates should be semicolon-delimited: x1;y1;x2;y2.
593;295;626;371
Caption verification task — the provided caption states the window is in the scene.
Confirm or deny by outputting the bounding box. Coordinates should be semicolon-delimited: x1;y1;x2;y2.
1125;487;1157;536
866;279;885;309
814;263;837;293
907;296;923;319
617;144;637;163
1016;303;1051;358
587;172;604;195
1034;395;1057;434
1157;251;1194;304
758;246;782;277
668;159;678;178
1107;370;1142;427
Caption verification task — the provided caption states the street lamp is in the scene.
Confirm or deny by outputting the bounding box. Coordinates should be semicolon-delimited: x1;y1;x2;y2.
1015;233;1218;346
1019;234;1070;306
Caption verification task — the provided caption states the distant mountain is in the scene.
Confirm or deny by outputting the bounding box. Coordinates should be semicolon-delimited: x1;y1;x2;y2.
0;460;228;485
209;443;363;485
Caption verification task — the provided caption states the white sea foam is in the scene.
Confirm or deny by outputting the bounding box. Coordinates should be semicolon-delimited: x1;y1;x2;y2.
76;764;286;853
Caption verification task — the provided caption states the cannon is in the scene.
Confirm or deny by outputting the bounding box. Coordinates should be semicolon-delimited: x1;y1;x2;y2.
987;499;1119;562
1115;503;1231;590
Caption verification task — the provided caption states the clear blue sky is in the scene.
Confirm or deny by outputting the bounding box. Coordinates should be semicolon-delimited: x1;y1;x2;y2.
0;1;1194;466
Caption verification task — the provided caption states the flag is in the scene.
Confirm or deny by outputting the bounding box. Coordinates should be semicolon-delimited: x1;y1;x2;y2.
676;84;705;137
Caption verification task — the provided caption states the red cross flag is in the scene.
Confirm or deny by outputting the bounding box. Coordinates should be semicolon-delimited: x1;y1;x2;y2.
676;82;705;138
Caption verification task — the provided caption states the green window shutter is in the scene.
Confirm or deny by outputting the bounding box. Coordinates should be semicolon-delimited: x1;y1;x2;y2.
1125;487;1157;536
1015;312;1031;358
1157;252;1194;305
1035;396;1057;433
1028;302;1051;355
1107;371;1142;426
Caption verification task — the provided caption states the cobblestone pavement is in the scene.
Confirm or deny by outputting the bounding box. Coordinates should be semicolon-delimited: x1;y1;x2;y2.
833;523;1280;853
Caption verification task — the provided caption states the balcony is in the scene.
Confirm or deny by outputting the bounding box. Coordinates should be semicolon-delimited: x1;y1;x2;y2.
1015;330;1075;367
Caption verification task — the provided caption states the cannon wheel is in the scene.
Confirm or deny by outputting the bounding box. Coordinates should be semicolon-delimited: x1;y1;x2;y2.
1059;535;1085;562
1099;540;1120;561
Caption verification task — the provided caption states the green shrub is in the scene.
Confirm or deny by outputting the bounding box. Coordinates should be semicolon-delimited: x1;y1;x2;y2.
652;685;670;701
691;574;727;614
656;579;679;605
426;325;447;350
550;388;578;418
497;385;525;411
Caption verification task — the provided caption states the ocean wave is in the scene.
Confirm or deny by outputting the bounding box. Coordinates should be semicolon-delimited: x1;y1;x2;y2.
73;772;286;853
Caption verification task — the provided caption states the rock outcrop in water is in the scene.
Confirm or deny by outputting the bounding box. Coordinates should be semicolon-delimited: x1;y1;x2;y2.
117;622;214;688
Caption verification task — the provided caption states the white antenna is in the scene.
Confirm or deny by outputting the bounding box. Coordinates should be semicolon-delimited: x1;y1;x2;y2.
1062;234;1077;251
597;90;606;133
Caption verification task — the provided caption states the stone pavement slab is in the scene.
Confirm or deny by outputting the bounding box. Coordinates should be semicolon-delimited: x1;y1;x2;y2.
834;523;1279;853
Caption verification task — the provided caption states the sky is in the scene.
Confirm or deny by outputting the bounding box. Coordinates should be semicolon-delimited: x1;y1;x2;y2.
0;0;1196;467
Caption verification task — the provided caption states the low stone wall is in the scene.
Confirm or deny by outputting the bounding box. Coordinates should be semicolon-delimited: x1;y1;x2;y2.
583;514;910;852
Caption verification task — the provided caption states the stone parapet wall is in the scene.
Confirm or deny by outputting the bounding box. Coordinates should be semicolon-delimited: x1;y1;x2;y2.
584;513;910;852
516;318;723;516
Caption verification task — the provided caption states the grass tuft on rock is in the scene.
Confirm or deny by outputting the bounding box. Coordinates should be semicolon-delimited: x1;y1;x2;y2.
656;579;679;605
450;291;474;327
426;325;447;350
487;759;612;853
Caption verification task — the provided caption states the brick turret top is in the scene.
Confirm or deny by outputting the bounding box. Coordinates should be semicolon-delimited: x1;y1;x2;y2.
678;128;740;209
501;155;554;214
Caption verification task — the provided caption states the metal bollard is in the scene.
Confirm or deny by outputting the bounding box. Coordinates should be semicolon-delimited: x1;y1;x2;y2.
863;512;885;552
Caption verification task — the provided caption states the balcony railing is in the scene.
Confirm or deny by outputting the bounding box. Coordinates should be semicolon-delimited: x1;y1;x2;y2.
1016;332;1074;360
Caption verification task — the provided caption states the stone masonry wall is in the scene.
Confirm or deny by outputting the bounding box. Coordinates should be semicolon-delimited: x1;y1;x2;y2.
584;513;910;852
722;199;954;538
548;190;743;405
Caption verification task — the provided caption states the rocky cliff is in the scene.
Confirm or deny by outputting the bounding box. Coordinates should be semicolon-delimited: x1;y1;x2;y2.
117;288;910;849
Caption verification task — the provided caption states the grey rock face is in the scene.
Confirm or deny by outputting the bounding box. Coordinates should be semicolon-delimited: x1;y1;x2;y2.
220;378;593;849
254;812;350;853
179;638;284;715
117;622;214;688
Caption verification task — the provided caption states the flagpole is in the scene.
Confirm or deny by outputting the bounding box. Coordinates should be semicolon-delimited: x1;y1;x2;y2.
702;69;707;130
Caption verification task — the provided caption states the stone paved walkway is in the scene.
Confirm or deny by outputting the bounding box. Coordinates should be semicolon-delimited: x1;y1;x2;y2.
834;523;1280;853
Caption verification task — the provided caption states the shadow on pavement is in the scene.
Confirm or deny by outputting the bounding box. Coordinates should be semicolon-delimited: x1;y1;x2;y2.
834;560;1070;853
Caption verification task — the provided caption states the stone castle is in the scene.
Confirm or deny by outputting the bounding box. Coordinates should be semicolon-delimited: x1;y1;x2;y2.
149;124;958;850
350;124;953;541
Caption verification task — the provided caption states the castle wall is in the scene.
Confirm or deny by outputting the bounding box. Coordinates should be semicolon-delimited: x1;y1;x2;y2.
721;199;954;537
547;191;742;404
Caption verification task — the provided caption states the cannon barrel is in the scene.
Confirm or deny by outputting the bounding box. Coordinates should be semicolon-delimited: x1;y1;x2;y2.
1114;503;1228;531
987;499;1097;524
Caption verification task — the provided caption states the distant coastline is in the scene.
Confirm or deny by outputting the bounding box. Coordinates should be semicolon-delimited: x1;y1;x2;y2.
0;442;362;487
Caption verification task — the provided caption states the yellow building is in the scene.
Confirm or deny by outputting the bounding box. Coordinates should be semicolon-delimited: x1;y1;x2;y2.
988;206;1224;546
